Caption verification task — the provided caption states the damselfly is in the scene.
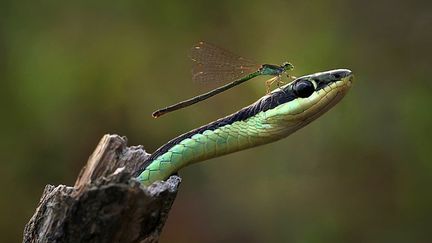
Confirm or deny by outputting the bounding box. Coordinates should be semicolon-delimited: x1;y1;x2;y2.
152;41;294;118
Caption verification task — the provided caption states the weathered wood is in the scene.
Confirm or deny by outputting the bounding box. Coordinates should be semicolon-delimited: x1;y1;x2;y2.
23;134;181;243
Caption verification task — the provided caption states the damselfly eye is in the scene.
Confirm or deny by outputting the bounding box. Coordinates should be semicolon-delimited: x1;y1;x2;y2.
293;80;315;98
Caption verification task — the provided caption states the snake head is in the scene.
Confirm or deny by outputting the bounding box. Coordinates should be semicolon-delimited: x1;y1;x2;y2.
266;69;353;123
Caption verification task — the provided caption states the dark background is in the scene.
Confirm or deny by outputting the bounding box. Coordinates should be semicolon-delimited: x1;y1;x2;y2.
1;0;431;242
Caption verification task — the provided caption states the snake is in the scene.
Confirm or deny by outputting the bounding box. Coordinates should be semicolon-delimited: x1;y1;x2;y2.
136;69;354;186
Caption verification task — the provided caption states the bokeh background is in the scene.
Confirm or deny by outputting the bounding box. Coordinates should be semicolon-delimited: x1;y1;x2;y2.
1;0;431;242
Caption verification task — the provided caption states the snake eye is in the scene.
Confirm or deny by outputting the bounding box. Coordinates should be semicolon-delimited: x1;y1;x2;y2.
293;80;315;98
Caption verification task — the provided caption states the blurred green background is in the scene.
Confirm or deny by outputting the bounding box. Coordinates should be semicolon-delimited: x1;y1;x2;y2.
1;0;431;242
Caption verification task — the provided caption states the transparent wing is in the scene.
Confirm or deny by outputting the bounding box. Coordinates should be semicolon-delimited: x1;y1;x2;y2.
190;41;261;83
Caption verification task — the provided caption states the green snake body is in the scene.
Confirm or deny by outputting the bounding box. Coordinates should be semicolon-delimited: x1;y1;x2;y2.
137;69;353;186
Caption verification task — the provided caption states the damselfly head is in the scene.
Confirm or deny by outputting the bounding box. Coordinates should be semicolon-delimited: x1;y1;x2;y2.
281;62;294;72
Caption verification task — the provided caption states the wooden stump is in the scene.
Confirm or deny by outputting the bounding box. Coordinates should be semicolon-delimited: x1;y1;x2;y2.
23;134;181;243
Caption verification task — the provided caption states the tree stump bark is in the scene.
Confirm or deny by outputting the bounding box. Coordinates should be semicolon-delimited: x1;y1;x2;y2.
23;134;181;243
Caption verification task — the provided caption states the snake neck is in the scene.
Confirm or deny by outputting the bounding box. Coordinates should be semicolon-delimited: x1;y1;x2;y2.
137;89;308;186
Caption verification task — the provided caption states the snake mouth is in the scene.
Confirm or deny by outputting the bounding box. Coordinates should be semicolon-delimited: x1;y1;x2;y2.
317;72;353;109
344;72;354;85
